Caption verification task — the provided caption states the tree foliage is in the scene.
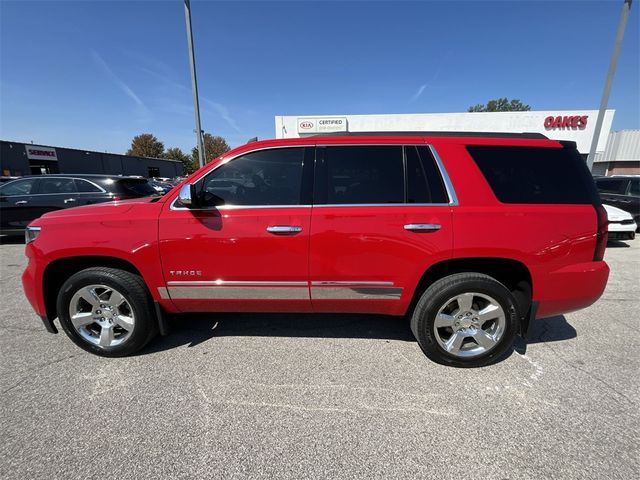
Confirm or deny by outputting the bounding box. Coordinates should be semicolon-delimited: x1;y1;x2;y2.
191;133;231;166
126;133;165;158
165;147;196;175
468;98;531;112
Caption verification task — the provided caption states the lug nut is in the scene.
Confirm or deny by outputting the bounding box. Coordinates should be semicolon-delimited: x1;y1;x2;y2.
96;310;101;314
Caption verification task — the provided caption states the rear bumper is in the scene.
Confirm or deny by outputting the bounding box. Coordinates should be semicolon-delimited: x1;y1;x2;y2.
535;261;609;319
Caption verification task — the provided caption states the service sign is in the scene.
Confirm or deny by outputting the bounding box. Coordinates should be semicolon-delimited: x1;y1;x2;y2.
25;145;58;161
297;117;347;134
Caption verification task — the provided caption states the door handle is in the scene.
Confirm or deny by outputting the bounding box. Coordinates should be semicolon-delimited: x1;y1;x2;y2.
15;200;28;206
266;225;303;234
404;223;441;232
63;198;76;204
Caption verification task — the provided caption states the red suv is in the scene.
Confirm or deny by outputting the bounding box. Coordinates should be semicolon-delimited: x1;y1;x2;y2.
21;133;609;367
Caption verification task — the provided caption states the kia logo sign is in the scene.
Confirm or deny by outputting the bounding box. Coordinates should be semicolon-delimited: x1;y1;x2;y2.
299;121;314;129
544;115;588;130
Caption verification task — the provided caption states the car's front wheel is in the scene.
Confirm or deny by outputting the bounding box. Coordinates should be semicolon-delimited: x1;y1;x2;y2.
410;273;519;367
57;267;157;356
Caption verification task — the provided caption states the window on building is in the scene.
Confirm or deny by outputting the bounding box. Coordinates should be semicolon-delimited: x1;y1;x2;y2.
148;167;160;178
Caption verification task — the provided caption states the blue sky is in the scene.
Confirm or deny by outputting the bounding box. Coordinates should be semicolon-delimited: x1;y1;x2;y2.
1;0;638;153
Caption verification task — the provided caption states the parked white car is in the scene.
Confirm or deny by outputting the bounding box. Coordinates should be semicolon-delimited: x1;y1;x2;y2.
604;204;636;240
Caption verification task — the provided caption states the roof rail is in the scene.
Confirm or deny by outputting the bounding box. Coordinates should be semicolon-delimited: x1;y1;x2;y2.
310;131;548;139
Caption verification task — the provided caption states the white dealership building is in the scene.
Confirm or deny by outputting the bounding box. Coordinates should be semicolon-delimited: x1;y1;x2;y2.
275;110;615;160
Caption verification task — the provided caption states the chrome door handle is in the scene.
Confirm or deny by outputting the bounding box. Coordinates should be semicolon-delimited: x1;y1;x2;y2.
266;225;303;234
15;200;28;206
63;198;76;204
404;223;441;232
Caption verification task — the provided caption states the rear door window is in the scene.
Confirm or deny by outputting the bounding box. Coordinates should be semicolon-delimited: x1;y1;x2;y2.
466;145;597;204
629;179;639;197
320;146;404;204
37;178;77;195
405;146;449;204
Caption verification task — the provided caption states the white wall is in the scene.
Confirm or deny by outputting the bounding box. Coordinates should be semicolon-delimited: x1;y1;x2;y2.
275;110;615;154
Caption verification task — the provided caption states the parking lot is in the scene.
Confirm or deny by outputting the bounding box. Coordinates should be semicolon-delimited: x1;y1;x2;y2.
0;237;637;480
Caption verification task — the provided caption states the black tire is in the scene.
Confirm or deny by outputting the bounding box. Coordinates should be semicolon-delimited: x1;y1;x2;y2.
56;267;157;357
410;273;519;368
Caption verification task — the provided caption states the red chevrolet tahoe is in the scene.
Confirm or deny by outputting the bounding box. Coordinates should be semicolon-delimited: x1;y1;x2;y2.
21;133;609;367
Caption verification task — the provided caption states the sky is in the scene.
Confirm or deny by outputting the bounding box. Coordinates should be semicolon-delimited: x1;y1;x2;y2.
1;0;638;154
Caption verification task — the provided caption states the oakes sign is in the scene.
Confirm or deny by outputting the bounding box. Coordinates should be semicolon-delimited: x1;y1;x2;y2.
25;145;58;161
297;117;348;134
544;115;588;130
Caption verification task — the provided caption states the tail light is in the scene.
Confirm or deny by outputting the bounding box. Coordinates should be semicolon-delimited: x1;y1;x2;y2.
593;204;608;261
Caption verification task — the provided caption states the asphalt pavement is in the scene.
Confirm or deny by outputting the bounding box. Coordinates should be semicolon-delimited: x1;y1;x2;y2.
0;236;638;479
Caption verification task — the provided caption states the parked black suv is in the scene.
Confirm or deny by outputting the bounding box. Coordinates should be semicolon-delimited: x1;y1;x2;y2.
0;174;158;234
595;176;640;229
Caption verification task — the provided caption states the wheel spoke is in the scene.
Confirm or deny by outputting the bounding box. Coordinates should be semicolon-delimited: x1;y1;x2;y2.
114;315;134;332
99;325;115;347
108;290;125;308
70;312;94;328
434;313;456;328
79;287;101;308
473;330;496;350
445;332;465;354
477;303;501;324
456;293;474;312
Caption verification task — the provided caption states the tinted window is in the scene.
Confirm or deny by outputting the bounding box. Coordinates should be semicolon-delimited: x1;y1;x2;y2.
629;179;639;197
200;148;305;206
466;145;597;204
38;178;76;194
323;146;403;204
596;178;626;194
0;178;37;196
75;179;103;193
117;179;157;196
406;146;448;204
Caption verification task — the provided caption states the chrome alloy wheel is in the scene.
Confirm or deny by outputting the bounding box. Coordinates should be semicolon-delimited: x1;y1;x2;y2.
433;292;506;358
68;284;135;348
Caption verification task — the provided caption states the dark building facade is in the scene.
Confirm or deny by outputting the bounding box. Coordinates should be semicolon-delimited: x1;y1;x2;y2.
1;140;184;178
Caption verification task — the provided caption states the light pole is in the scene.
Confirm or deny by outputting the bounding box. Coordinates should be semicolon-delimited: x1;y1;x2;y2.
184;0;206;168
587;0;633;171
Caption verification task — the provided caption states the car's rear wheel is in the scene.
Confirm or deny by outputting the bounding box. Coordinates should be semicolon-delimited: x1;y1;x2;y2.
57;267;157;356
410;273;519;367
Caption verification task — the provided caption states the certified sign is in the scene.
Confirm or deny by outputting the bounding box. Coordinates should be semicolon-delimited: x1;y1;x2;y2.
297;117;347;134
25;145;58;161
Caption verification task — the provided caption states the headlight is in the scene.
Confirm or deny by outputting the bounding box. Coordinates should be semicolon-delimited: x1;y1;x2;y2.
25;226;41;244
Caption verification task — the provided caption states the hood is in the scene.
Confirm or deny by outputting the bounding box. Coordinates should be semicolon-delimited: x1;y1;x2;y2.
603;204;633;221
39;196;160;220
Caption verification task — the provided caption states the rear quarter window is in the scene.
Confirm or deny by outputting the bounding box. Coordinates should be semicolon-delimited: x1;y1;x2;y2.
115;179;158;196
466;145;598;204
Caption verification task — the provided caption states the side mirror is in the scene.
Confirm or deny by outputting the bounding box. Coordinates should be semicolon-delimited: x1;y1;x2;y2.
177;183;200;208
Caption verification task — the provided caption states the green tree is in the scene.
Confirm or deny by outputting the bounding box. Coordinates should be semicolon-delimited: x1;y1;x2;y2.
468;98;531;112
191;133;231;166
126;133;165;158
165;147;196;175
